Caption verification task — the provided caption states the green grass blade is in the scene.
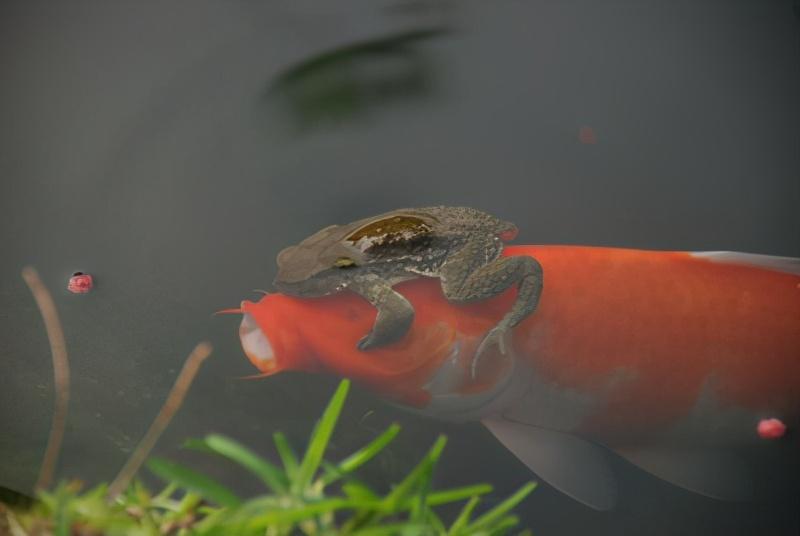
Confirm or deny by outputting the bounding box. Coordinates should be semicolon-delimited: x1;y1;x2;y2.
382;435;447;512
323;423;400;485
223;496;282;522
292;379;350;494
341;480;379;502
191;508;233;536
341;510;378;534
176;492;204;516
410;456;434;522
182;438;215;454
487;515;520;535
53;485;72;536
273;431;299;480
426;484;492;507
200;434;287;494
467;482;536;533
244;498;361;528
447;496;480;535
337;423;400;473
426;510;446;533
146;457;242;508
350;523;436;536
154;481;179;502
320;460;345;483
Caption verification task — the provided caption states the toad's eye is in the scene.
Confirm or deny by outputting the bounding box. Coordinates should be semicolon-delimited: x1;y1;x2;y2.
334;257;356;268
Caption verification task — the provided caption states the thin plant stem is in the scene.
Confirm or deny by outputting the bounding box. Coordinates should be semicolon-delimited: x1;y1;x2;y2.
22;266;70;491
107;341;213;500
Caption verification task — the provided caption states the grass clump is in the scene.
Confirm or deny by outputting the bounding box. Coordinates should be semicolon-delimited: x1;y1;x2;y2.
5;380;536;535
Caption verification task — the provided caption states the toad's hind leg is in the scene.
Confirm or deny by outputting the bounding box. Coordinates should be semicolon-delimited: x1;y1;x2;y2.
440;244;543;374
349;276;415;351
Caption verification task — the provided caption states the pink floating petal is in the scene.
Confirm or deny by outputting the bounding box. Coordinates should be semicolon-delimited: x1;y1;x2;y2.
757;418;786;439
68;272;94;294
579;125;597;145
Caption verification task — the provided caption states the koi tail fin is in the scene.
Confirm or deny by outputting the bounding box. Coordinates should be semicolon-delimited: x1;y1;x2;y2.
691;251;800;276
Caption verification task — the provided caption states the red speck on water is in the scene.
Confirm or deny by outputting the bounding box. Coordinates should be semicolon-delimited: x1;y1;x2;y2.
68;272;94;294
578;126;597;145
757;418;786;439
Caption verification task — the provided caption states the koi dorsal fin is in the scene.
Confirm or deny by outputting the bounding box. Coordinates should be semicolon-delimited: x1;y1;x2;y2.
482;418;618;511
691;251;800;276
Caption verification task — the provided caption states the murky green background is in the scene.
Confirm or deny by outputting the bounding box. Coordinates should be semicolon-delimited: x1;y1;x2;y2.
1;1;798;534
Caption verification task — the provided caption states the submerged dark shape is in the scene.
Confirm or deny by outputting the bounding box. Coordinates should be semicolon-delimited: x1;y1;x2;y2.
267;28;448;131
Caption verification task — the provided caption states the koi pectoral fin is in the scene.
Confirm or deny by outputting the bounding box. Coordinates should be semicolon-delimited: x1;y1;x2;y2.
482;418;618;511
616;446;752;502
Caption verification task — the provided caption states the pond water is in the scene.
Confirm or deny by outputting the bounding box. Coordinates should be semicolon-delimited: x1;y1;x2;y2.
1;1;798;534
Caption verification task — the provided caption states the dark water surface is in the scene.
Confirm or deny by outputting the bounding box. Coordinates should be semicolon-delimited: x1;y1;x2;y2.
1;1;799;534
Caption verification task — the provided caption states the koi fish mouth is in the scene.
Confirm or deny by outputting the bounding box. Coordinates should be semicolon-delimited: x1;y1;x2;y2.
239;311;278;374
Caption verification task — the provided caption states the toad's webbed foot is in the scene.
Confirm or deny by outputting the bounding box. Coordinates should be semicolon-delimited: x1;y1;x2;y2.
440;239;543;376
470;324;513;379
349;276;415;351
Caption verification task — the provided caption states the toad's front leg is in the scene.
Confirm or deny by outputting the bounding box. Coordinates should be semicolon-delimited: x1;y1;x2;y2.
440;239;543;375
348;275;415;351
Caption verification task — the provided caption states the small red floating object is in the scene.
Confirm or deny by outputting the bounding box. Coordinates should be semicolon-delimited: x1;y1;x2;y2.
68;272;94;294
757;418;786;439
578;125;597;145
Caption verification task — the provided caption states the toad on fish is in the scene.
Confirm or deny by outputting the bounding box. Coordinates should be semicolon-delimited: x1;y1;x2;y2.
273;206;543;371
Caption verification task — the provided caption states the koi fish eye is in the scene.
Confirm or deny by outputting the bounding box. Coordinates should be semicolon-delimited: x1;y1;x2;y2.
239;312;274;368
334;257;356;268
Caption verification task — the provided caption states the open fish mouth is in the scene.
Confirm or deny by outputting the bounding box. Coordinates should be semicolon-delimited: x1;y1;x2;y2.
239;310;277;373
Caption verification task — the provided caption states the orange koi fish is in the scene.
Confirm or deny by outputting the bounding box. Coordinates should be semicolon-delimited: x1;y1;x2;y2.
232;246;800;509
